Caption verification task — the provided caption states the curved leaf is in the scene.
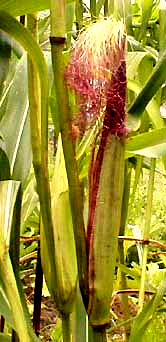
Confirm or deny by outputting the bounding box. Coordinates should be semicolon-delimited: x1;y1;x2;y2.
126;128;166;158
129;280;166;342
0;0;75;17
128;50;166;117
0;180;20;247
0;10;49;148
0;286;15;330
0;0;50;16
0;54;31;184
127;52;156;80
128;79;165;129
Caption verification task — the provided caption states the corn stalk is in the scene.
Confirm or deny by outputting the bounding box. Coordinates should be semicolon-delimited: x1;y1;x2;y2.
49;0;88;307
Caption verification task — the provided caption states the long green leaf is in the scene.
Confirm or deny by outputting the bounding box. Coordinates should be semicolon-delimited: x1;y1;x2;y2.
128;80;165;129
0;180;20;246
0;11;48;137
128;50;166;117
0;54;31;184
0;0;50;16
126;128;166;158
129;279;166;342
0;0;75;16
0;285;15;330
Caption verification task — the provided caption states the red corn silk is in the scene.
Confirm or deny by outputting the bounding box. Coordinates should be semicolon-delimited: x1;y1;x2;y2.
65;18;127;249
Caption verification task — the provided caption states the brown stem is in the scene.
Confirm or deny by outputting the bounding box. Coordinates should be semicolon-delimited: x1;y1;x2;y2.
20;235;40;243
19;252;37;264
118;236;166;248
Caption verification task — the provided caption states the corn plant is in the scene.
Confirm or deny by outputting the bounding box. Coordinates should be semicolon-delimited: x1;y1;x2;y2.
0;1;166;342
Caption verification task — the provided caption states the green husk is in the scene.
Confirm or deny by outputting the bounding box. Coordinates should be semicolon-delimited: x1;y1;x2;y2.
41;135;78;315
88;135;125;326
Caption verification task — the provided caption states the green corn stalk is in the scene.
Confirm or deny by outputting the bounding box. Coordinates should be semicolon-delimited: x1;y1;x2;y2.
27;12;78;341
49;2;89;341
26;11;58;299
49;0;88;308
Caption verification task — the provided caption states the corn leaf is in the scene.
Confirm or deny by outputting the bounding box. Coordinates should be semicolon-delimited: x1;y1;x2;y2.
0;0;50;16
0;180;20;248
129;279;166;342
126;128;166;158
0;54;31;185
128;50;166;117
0;285;15;330
127;80;165;129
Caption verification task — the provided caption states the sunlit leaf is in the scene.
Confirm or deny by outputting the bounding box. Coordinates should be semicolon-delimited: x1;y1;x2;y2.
0;180;20;247
0;284;15;330
126;128;166;158
0;54;31;184
0;0;50;16
129;279;166;342
129;51;166;117
128;80;165;129
21;173;39;234
127;52;156;80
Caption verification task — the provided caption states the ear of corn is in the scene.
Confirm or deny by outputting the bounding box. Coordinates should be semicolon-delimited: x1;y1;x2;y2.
88;135;125;326
41;134;78;315
65;16;127;327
